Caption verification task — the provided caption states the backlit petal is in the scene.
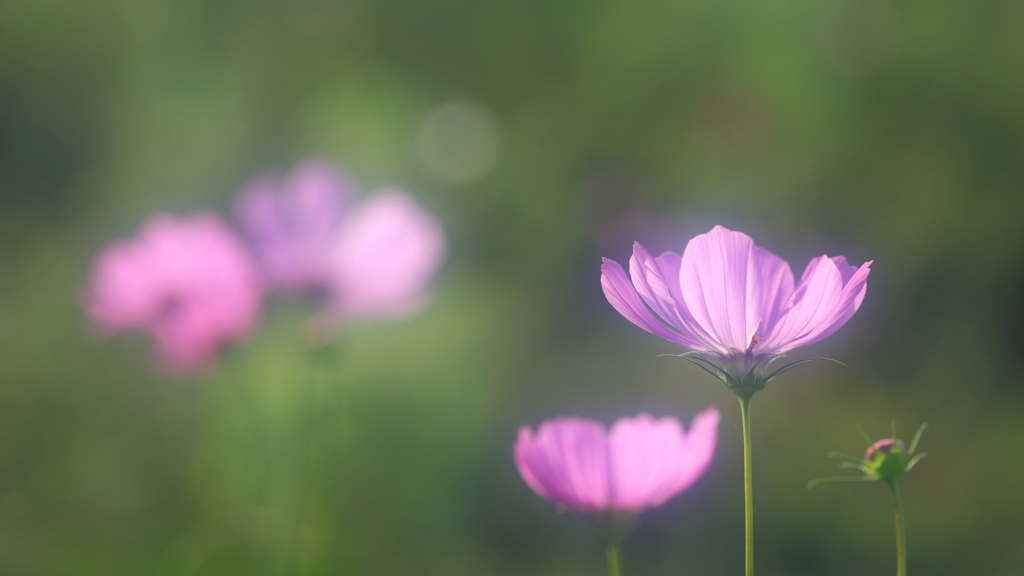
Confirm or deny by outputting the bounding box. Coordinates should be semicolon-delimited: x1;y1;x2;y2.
628;244;722;353
679;226;762;352
514;418;610;510
601;258;694;349
759;255;844;351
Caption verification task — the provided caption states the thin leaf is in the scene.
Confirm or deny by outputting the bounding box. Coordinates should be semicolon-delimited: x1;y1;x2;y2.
808;476;879;489
660;352;726;374
839;462;875;474
904;453;927;472
676;355;727;382
681;352;726;371
762;357;847;385
908;423;928;455
827;451;867;464
857;424;875;448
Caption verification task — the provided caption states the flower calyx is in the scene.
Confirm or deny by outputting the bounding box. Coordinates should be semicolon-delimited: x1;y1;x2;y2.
666;351;846;397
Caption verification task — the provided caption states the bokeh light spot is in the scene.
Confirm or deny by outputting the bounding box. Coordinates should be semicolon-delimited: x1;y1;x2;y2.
415;100;501;185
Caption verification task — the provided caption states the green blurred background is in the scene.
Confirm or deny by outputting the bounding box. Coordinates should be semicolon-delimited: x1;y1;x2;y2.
2;0;1024;574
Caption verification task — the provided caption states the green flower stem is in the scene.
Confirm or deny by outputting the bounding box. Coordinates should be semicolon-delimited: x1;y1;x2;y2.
738;392;755;576
605;543;622;576
888;478;907;576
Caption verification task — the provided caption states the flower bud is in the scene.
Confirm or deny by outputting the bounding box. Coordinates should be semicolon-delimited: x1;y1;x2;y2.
809;422;926;488
864;438;906;461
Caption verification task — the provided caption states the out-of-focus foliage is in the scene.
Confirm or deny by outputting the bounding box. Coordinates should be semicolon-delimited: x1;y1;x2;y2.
2;0;1023;574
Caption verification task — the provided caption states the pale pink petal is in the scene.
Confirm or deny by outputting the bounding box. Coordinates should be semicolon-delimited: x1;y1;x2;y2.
514;418;611;511
235;161;350;290
608;408;719;510
782;259;871;350
628;244;725;355
325;189;445;319
608;414;686;510
758;255;844;352
602;225;870;367
831;256;859;286
88;242;164;328
601;258;694;349
514;427;554;501
750;247;795;341
679;226;762;353
86;213;263;374
656;406;719;502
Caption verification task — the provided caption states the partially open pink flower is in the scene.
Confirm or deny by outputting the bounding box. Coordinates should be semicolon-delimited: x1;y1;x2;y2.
514;408;719;513
235;161;351;291
86;213;262;373
602;225;871;385
323;189;446;320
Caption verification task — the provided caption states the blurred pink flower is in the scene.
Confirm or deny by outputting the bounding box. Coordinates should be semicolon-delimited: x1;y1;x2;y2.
514;408;719;513
235;161;351;291
235;161;446;323
601;225;871;384
323;189;446;320
86;213;262;373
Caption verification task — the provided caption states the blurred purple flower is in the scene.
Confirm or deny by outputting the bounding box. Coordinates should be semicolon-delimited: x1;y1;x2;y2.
235;161;351;291
86;213;262;373
323;189;446;320
514;408;719;513
235;162;446;325
601;225;871;386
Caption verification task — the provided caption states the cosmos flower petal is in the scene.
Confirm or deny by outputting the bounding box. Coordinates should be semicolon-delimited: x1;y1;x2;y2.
601;258;696;349
679;226;763;353
608;413;684;510
515;418;610;511
235;161;351;290
324;189;446;319
657;406;720;502
782;259;871;350
602;225;870;379
750;247;795;340
516;410;718;513
758;255;844;351
86;213;263;373
628;243;723;353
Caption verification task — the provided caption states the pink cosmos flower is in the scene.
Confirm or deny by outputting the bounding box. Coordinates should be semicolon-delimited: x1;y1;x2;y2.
514;408;720;513
235;161;446;323
323;189;447;319
601;225;871;388
86;213;262;373
235;161;351;291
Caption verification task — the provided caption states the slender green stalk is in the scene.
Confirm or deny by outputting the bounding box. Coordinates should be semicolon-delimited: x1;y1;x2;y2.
888;478;907;576
605;543;622;576
737;393;754;576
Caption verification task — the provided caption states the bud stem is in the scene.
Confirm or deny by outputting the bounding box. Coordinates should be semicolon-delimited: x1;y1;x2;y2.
738;392;755;576
606;543;622;576
887;478;907;576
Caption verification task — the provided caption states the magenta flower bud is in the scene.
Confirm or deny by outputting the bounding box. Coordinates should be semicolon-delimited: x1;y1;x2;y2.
810;422;927;576
235;161;352;291
514;408;719;514
810;422;927;488
601;225;871;390
865;438;906;461
86;213;263;373
322;189;446;320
